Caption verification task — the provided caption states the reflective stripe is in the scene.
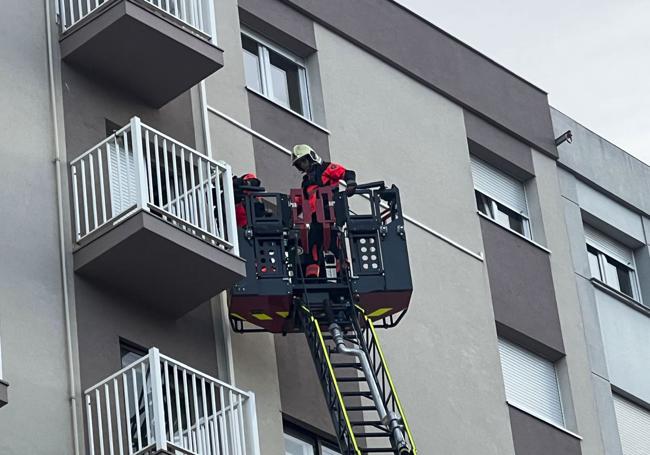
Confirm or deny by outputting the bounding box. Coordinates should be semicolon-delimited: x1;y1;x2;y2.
613;394;650;455
276;311;289;318
251;313;272;321
584;224;634;266
498;338;564;426
470;156;528;216
367;308;393;318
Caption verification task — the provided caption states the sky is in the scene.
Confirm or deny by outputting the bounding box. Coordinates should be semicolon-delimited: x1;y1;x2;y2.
395;0;650;165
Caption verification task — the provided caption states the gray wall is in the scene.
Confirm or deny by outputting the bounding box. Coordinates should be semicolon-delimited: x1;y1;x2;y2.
480;217;564;358
509;407;582;455
0;0;74;453
281;0;558;157
314;24;517;454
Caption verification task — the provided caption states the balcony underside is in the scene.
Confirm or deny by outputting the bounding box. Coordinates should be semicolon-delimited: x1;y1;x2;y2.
0;380;7;408
60;0;224;108
73;210;245;317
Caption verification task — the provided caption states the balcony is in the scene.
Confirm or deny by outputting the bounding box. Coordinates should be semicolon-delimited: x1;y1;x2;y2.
58;0;224;107
85;348;260;455
70;117;245;316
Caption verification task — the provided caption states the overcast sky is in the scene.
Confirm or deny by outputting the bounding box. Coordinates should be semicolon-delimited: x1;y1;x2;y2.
396;0;650;165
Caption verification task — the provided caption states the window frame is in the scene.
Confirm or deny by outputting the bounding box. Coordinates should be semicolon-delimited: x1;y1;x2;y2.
585;240;642;303
283;427;340;455
241;28;313;120
475;189;532;238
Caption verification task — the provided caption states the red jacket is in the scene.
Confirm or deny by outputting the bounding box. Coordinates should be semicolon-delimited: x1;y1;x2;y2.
301;162;355;212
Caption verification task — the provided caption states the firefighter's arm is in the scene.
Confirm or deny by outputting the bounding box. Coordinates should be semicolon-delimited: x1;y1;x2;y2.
326;163;357;194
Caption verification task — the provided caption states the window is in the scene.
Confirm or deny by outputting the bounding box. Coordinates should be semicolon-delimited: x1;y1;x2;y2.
584;224;640;301
498;338;565;427
470;156;531;238
241;31;312;119
613;394;650;455
284;431;340;455
120;339;147;368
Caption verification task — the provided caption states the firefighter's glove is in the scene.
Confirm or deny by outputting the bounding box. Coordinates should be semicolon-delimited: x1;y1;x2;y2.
345;180;357;196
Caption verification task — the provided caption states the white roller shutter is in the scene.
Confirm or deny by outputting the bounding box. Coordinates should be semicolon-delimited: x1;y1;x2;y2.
613;394;650;455
584;224;634;266
498;338;564;426
470;156;528;216
108;142;137;216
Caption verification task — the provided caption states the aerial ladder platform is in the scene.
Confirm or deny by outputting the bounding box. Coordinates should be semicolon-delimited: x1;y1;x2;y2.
229;182;416;454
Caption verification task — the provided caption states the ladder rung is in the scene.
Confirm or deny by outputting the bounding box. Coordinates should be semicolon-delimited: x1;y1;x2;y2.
360;449;396;453
354;432;391;438
342;391;372;397
345;405;377;411
331;362;362;369
351;420;384;426
336;377;365;382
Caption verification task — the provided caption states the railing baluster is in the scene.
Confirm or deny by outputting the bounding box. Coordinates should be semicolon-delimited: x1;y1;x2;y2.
173;365;183;448
72;165;81;241
98;148;107;223
204;161;217;236
164;361;173;442
163;139;171;211
154;134;163;207
76;0;83;24
189;153;198;227
201;378;211;455
122;373;133;455
219;387;229;455
149;349;168;452
180;148;190;224
114;378;125;455
171;144;180;217
122;130;133;207
197;157;208;232
213;167;224;239
141;363;152;446
131;368;142;451
145;130;154;206
87;394;96;455
104;384;115;455
89;153;98;230
59;0;68;31
191;373;202;453
182;370;193;452
229;390;239;455
81;159;90;236
181;0;187;23
210;383;220;455
96;389;105;455
237;394;247;455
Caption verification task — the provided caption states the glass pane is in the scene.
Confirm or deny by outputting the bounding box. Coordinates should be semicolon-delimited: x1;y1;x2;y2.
322;447;341;455
587;247;601;280
243;49;262;92
270;63;290;108
269;50;304;114
284;434;315;455
606;256;635;298
495;201;527;236
475;191;493;217
603;258;621;291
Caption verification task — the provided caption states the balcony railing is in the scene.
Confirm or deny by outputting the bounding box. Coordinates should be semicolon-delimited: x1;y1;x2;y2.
58;0;217;41
85;348;260;455
69;117;238;254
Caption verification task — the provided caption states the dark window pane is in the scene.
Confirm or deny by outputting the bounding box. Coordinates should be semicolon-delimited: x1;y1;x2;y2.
268;50;304;114
495;201;526;236
241;35;262;91
475;191;493;217
606;256;634;298
586;246;601;280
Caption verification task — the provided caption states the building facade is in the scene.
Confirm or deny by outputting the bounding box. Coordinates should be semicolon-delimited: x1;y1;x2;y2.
0;0;647;454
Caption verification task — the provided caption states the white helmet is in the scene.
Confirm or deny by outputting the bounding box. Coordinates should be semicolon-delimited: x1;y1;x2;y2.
292;144;322;165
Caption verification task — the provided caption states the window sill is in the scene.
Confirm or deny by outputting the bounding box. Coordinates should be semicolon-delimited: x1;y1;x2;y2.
590;278;650;316
245;87;331;135
477;212;551;254
506;400;582;440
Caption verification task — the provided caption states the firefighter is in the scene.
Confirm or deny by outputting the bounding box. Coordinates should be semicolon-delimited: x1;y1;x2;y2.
217;173;263;228
291;144;357;278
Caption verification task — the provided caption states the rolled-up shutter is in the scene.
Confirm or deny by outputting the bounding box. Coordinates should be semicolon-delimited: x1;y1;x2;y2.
613;394;650;455
470;156;528;216
498;338;564;426
584;224;634;266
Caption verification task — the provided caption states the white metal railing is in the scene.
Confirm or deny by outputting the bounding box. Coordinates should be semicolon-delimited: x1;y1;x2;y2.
58;0;217;41
84;348;261;455
70;116;238;253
